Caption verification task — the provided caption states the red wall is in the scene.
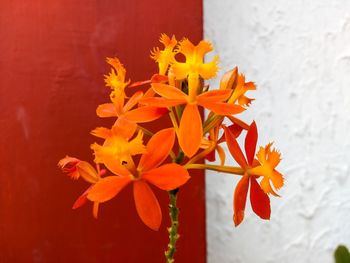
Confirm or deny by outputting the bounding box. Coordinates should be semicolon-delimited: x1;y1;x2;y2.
0;1;205;262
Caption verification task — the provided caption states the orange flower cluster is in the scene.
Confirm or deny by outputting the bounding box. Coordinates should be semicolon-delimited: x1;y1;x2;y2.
59;34;284;230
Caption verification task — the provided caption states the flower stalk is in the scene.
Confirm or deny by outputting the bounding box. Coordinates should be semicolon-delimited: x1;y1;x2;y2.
165;189;180;263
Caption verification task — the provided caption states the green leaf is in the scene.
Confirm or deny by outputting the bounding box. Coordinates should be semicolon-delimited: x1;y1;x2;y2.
335;245;350;263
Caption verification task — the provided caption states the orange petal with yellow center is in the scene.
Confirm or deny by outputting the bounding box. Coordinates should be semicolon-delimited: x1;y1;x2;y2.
250;177;271;220
223;125;247;168
138;128;175;172
198;100;245;116
87;176;131;203
124;106;168;123
245;121;258;165
142;163;190;190
233;175;249;227
152;83;187;100
96;103;118;117
133;180;162;231
179;104;202;157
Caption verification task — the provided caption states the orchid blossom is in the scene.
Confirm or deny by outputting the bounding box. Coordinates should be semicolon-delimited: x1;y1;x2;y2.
59;34;285;263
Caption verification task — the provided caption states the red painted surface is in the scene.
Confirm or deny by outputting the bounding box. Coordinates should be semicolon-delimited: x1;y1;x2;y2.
0;1;205;262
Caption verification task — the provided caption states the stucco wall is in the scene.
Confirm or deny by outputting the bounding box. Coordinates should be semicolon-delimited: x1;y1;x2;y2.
204;1;350;262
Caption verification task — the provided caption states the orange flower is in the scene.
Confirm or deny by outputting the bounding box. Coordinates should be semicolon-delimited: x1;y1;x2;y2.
151;34;178;75
248;143;284;196
104;57;130;91
91;123;146;169
224;122;271;226
87;128;190;231
141;83;244;157
96;90;168;129
172;39;219;100
58;156;104;218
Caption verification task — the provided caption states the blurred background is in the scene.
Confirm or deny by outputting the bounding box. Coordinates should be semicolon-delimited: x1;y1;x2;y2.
205;0;350;262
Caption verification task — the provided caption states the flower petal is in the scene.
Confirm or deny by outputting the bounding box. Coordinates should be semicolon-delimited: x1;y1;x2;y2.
138;128;175;171
260;177;279;197
96;103;118;118
129;79;151;88
72;186;92;209
124;106;168;123
91;127;112;139
245;121;258;165
223;125;247;168
76;161;99;184
102;159;132;177
92;202;100;219
140;97;185;108
233;175;249;226
152;83;187;100
179;104;202;157
87;176;131;203
171;62;191;79
142;163;190;190
197;90;232;102
267;148;282;168
271;170;284;190
113;118;138;140
250;177;271;220
198;100;245;116
216;145;226;166
218;124;243;143
151;74;168;83
220;67;238;90
227;115;250;130
133;180;162;231
58;156;80;168
198;56;219;80
123;91;144;112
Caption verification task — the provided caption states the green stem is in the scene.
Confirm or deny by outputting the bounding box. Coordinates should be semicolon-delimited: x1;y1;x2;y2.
165;189;180;263
165;151;184;263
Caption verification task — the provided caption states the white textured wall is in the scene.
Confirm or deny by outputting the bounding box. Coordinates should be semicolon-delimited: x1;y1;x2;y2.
204;1;350;262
